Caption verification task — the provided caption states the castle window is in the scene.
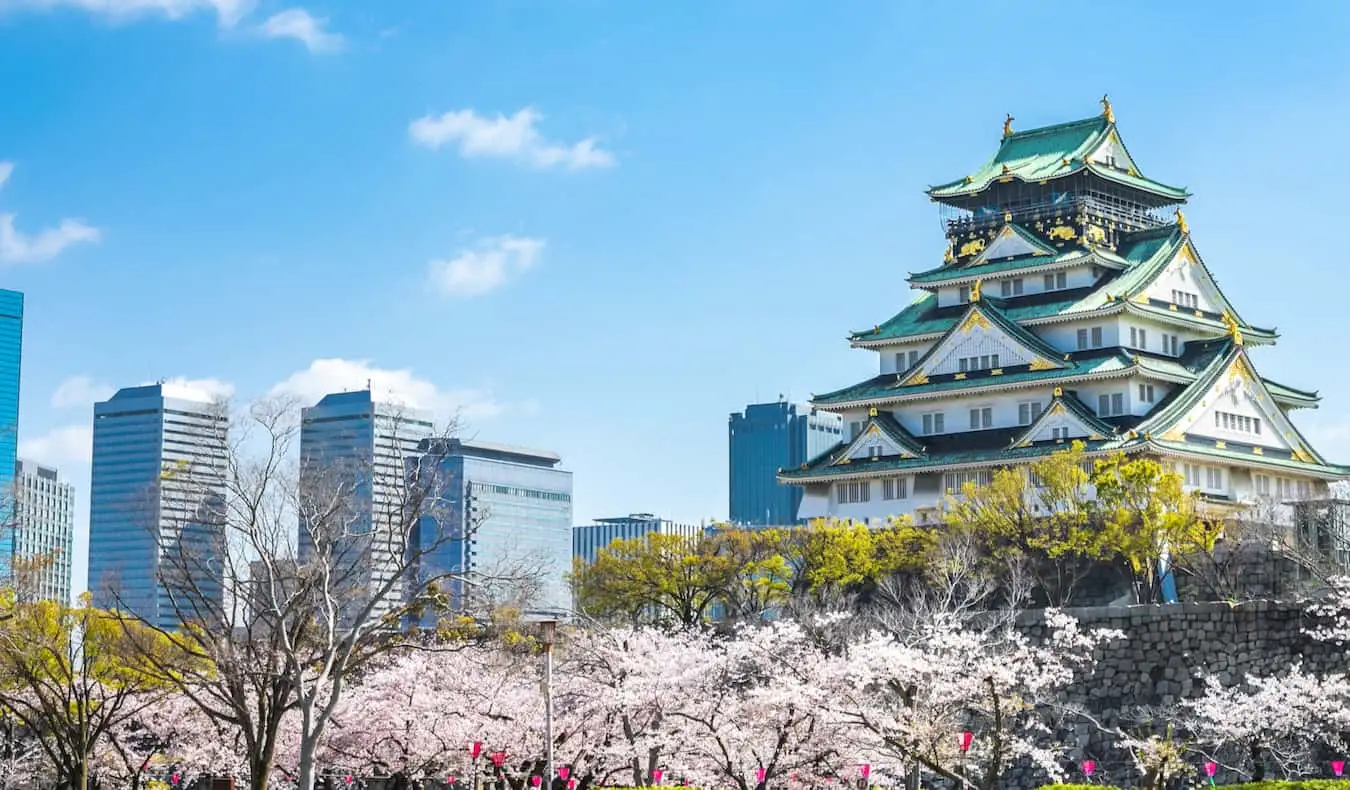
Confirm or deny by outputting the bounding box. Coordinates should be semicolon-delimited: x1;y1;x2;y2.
1129;327;1148;350
1077;326;1104;350
1215;411;1261;435
1138;384;1155;404
908;350;920;369
1050;426;1071;440
921;412;945;435
882;478;908;500
1017;401;1043;425
958;286;971;304
1098;393;1125;417
1044;272;1068;291
1163;333;1181;356
1000;278;1024;297
968;407;992;430
943;469;994;493
1171;289;1199;309
958;354;1000;373
836;481;871;504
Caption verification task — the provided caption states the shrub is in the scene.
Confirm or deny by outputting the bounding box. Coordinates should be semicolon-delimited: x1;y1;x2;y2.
1037;785;1124;790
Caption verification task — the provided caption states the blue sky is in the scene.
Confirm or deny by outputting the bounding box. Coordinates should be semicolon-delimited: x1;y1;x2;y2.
3;0;1350;594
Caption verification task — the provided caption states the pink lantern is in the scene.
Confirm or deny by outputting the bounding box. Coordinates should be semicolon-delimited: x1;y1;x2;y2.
491;752;507;769
959;731;973;752
344;777;354;786
1336;760;1346;777
558;768;570;781
172;775;181;786
755;768;766;784
567;781;577;790
1082;761;1095;777
531;777;542;788
1204;762;1217;777
448;777;456;785
471;742;483;760
652;770;664;784
859;765;870;780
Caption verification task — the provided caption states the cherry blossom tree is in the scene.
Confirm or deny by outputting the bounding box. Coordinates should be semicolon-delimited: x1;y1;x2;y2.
660;621;843;790
1180;664;1350;780
820;609;1120;790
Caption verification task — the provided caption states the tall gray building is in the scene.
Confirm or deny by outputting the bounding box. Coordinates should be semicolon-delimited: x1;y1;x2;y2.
411;438;573;618
88;384;228;630
299;390;434;620
13;459;74;603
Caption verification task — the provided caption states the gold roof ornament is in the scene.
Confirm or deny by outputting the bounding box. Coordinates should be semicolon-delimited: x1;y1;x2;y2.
1175;208;1189;234
868;407;878;417
970;279;982;302
1003;210;1013;223
1000;163;1011;176
1100;94;1114;123
944;238;955;264
1221;311;1244;346
1003;113;1014;138
1053;386;1063;397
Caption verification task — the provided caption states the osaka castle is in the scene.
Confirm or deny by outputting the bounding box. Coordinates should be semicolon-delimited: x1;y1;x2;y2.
780;99;1348;526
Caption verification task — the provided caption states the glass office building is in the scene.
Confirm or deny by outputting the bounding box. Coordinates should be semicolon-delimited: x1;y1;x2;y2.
0;290;22;569
728;400;843;526
13;459;74;604
299;391;434;620
88;384;228;630
572;514;705;566
410;438;573;618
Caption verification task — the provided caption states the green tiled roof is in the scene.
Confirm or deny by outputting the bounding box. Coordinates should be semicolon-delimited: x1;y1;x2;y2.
817;350;1129;407
872;412;927;456
856;226;1277;345
779;436;1130;482
1264;378;1320;408
927;116;1189;203
1149;439;1350;479
1010;391;1117;449
908;248;1124;287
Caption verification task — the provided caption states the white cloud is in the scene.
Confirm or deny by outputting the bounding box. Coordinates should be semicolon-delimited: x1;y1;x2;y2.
269;358;508;422
50;375;114;409
428;235;544;298
19;424;93;463
0;0;255;27
149;376;236;403
0;215;100;265
258;7;341;53
0;162;102;266
409;107;615;170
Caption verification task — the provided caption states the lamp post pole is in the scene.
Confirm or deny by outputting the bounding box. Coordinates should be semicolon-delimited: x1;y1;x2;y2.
540;619;558;789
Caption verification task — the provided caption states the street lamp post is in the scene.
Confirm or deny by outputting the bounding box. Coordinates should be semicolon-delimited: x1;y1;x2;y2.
540;619;558;789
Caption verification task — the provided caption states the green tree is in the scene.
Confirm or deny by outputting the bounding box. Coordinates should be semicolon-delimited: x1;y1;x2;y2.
572;532;733;627
702;527;793;622
943;443;1097;605
0;595;179;790
1086;454;1221;604
788;518;934;601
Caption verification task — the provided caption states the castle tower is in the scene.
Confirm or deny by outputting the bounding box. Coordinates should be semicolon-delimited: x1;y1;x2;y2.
780;101;1347;525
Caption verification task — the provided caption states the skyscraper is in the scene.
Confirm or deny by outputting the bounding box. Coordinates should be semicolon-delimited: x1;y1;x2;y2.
88;384;228;630
13;459;73;604
0;290;22;569
728;400;843;526
298;391;434;619
410;438;573;618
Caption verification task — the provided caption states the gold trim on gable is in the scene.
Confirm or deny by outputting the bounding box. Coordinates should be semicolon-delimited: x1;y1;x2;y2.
1028;358;1057;371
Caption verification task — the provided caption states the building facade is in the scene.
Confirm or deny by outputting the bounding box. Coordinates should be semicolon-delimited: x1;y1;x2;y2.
572;513;706;566
0;290;21;570
729;400;843;526
780;102;1348;524
410;438;573;618
13;459;73;603
298;390;435;620
88;384;229;630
